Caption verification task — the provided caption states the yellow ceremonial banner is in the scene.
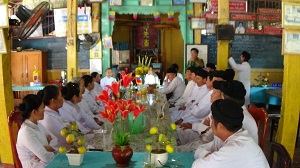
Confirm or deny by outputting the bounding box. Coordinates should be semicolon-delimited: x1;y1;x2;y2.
90;40;102;59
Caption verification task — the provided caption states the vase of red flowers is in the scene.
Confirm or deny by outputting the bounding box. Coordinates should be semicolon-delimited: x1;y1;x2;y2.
97;72;146;167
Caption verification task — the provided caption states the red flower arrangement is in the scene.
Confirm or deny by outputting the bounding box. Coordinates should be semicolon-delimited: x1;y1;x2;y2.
97;72;146;150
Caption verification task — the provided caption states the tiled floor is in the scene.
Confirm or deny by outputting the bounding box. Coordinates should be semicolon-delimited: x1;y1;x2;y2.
262;105;300;168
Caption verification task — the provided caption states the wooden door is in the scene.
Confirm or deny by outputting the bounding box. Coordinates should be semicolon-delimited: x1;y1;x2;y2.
11;52;25;85
26;52;42;84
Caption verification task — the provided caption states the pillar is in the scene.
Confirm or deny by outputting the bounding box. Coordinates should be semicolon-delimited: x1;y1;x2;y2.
217;0;229;70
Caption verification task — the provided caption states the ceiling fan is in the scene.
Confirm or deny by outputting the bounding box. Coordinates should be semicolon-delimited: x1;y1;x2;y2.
13;2;50;40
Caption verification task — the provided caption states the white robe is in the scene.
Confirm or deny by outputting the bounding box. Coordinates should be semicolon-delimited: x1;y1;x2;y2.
39;106;69;149
172;90;213;123
100;76;116;93
17;120;58;168
193;129;269;168
174;80;196;106
59;101;94;142
159;76;186;104
92;82;102;96
82;88;104;114
177;105;258;151
229;57;251;106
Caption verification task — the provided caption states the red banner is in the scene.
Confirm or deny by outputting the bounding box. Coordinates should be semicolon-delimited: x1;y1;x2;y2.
257;8;281;15
212;1;247;13
263;26;282;35
134;22;159;49
206;13;218;19
231;14;256;20
257;15;281;21
246;29;263;34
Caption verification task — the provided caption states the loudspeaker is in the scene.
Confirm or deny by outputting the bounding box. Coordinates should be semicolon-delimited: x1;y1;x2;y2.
216;25;235;40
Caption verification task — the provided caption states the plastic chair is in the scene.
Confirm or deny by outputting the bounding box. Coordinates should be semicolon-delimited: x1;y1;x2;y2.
268;142;292;168
247;105;269;149
8;110;23;168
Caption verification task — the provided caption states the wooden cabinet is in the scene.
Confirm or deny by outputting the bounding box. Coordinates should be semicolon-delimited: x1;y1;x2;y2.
11;51;47;85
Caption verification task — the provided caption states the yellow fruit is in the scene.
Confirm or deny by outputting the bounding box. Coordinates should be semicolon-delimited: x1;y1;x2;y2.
170;123;177;131
145;145;152;152
158;133;165;142
58;146;66;153
77;146;86;154
71;124;78;131
60;128;68;137
149;127;158;134
66;134;75;143
77;136;86;146
166;145;174;154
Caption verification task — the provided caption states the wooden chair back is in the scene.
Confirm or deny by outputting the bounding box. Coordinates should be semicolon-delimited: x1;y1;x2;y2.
268;142;292;168
247;104;268;149
8;110;23;168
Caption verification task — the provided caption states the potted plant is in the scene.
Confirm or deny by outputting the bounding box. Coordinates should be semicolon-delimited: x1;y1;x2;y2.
254;72;269;87
58;121;87;166
97;74;146;167
145;123;177;167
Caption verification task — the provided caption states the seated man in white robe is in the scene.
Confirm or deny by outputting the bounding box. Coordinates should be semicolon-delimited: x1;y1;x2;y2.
159;67;186;104
172;71;214;124
192;99;269;168
100;68;116;94
177;80;258;151
170;68;209;115
170;67;196;108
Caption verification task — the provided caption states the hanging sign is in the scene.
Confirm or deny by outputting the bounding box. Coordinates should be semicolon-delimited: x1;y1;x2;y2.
263;26;282;35
257;8;281;15
257;15;281;21
231;14;256;20
212;0;247;13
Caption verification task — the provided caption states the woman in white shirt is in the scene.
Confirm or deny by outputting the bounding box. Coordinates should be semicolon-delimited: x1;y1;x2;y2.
59;82;94;142
38;85;68;150
17;94;58;168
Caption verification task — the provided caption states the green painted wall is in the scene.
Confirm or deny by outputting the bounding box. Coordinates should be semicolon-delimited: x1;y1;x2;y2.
101;0;194;72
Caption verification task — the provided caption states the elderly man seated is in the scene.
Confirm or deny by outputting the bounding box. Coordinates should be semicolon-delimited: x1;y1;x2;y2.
159;67;186;104
192;99;269;168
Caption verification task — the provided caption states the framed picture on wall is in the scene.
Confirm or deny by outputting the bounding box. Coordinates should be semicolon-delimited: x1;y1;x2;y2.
282;29;300;55
235;21;246;34
206;23;215;34
228;20;236;29
0;29;7;54
186;44;208;66
141;0;153;6
0;4;9;28
103;36;113;48
109;0;122;6
190;18;206;29
172;0;185;6
282;2;300;28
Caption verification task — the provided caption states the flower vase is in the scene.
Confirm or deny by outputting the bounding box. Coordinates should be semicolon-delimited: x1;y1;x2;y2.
151;150;168;167
66;153;84;166
112;145;133;167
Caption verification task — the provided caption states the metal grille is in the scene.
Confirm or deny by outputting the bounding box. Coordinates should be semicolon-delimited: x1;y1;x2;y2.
248;0;282;13
42;11;55;36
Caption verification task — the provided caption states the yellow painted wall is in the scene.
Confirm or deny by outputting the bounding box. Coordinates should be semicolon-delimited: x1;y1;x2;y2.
161;13;184;75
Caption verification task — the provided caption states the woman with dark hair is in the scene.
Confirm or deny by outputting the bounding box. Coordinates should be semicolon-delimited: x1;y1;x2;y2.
38;85;68;149
59;82;94;141
82;75;104;115
71;77;102;129
17;94;58;168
